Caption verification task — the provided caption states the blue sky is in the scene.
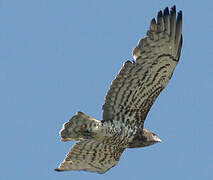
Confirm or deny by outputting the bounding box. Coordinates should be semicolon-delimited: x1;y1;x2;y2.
1;0;213;179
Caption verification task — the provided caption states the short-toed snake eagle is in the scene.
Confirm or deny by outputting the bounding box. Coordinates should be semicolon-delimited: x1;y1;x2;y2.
55;6;182;174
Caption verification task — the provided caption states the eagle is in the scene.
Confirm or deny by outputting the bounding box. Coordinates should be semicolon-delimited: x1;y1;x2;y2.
55;6;182;174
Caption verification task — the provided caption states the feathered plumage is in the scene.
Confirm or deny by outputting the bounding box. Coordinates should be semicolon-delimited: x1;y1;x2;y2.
55;6;182;174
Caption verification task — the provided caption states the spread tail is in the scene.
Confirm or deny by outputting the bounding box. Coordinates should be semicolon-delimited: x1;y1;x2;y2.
59;112;101;141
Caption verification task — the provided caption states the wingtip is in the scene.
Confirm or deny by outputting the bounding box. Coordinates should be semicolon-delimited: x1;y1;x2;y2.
151;18;156;25
177;10;182;20
55;168;63;172
163;7;169;16
157;10;163;19
150;18;157;31
171;5;176;13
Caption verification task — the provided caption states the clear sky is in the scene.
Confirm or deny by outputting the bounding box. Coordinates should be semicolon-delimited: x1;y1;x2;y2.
1;0;213;179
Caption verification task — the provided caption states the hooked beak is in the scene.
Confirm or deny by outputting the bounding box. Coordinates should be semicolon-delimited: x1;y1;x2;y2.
154;136;162;143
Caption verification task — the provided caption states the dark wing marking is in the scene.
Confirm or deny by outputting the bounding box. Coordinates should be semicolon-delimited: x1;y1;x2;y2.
102;6;182;127
55;140;125;174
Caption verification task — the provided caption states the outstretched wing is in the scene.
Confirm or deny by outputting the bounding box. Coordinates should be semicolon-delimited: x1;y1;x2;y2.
102;6;182;127
55;140;125;174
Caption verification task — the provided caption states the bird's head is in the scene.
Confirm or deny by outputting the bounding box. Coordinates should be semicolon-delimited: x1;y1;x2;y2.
142;129;162;146
127;128;162;148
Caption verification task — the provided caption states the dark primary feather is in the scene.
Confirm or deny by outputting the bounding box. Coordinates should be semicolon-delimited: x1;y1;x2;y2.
102;6;182;128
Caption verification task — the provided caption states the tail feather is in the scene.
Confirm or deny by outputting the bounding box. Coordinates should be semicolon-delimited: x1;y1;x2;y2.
60;112;101;141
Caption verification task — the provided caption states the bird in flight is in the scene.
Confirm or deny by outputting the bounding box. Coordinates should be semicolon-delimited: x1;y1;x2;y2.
55;6;182;174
